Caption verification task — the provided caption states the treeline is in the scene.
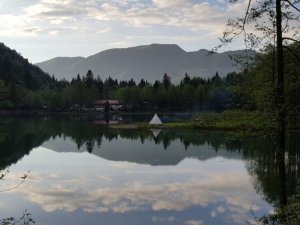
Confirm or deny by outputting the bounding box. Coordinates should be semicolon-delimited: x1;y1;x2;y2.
0;43;299;113
0;70;247;111
49;71;248;111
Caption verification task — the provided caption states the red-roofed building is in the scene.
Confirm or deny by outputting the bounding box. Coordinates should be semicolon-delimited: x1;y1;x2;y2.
94;100;120;111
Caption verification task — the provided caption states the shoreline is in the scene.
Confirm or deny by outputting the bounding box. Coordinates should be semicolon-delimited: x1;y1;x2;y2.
0;110;195;115
109;122;300;136
1;110;299;133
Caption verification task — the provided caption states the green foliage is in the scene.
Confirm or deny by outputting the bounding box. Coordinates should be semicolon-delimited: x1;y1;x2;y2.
0;43;53;90
239;44;300;115
0;43;299;116
249;186;300;225
1;210;35;225
255;203;300;225
193;110;277;131
23;92;45;109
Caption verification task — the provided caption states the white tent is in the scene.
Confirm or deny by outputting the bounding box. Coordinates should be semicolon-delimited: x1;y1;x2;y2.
149;114;162;125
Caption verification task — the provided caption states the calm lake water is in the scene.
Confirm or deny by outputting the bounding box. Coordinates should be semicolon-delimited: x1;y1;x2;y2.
0;116;299;225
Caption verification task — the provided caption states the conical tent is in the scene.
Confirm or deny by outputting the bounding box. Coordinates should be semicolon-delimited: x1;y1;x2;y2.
149;114;162;125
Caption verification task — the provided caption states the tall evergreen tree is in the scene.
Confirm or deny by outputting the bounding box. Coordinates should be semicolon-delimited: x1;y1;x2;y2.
163;73;171;89
138;78;147;88
182;73;191;86
85;70;94;88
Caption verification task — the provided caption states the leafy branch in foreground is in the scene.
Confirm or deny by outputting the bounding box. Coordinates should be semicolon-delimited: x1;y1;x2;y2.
0;170;34;224
0;170;30;193
1;210;35;225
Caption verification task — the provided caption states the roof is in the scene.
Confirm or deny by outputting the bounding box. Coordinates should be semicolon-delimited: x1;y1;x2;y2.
95;100;120;105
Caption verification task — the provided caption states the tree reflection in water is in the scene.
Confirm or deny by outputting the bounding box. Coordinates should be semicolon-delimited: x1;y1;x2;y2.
0;116;299;224
248;132;300;225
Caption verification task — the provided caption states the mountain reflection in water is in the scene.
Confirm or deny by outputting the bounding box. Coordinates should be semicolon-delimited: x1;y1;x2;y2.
0;116;299;225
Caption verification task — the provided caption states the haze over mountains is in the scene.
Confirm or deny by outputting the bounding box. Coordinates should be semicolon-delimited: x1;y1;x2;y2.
36;44;248;83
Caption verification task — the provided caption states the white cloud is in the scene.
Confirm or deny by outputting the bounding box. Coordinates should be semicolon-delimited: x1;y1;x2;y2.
0;0;253;62
11;171;266;225
50;19;64;24
217;206;226;213
96;27;112;34
152;216;175;222
1;0;249;37
153;0;190;8
185;220;204;225
90;0;248;32
49;30;58;35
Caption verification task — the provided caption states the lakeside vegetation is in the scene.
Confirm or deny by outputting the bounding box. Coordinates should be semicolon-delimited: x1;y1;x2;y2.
0;43;299;115
1;42;299;132
110;110;300;132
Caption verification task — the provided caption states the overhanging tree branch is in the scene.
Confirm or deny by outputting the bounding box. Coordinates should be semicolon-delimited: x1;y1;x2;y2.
0;170;30;193
283;0;300;12
282;37;300;44
215;0;253;50
243;0;253;29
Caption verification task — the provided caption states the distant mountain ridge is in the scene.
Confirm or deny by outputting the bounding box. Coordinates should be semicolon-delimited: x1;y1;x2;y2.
36;44;250;82
42;136;242;166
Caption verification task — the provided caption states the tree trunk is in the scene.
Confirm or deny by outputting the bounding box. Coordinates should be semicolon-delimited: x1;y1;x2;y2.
276;0;287;206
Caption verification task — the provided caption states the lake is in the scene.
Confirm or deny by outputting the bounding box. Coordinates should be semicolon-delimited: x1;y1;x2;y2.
0;116;299;225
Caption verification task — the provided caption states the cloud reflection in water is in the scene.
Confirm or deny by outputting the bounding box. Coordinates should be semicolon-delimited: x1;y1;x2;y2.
4;144;272;225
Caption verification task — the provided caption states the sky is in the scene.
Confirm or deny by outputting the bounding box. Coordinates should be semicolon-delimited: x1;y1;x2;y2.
0;0;249;63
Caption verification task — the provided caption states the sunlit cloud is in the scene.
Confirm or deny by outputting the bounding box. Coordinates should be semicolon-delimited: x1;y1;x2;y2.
0;0;249;37
50;19;64;24
96;27;112;34
1;144;273;225
10;170;268;225
49;30;58;35
152;216;175;222
185;220;204;225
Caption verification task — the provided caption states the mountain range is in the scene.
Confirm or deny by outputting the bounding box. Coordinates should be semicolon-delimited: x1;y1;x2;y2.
42;136;242;166
36;44;249;83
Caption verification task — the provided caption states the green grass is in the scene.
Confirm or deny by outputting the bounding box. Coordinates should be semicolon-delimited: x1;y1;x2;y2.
193;110;276;131
110;110;299;132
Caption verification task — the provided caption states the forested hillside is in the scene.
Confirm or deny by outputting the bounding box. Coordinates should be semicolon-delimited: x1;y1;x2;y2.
0;43;54;109
0;43;53;90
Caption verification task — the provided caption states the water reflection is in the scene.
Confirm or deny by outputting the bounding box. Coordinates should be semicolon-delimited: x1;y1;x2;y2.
0;116;299;225
252;132;300;225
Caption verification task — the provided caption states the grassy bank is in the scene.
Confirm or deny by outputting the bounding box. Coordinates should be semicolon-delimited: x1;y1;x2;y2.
194;110;300;131
193;110;276;131
111;110;300;132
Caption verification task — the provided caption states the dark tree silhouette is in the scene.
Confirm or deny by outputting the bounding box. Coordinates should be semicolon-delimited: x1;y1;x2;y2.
218;0;300;209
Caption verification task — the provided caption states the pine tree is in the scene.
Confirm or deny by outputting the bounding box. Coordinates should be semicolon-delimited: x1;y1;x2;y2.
163;73;171;89
85;70;94;88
